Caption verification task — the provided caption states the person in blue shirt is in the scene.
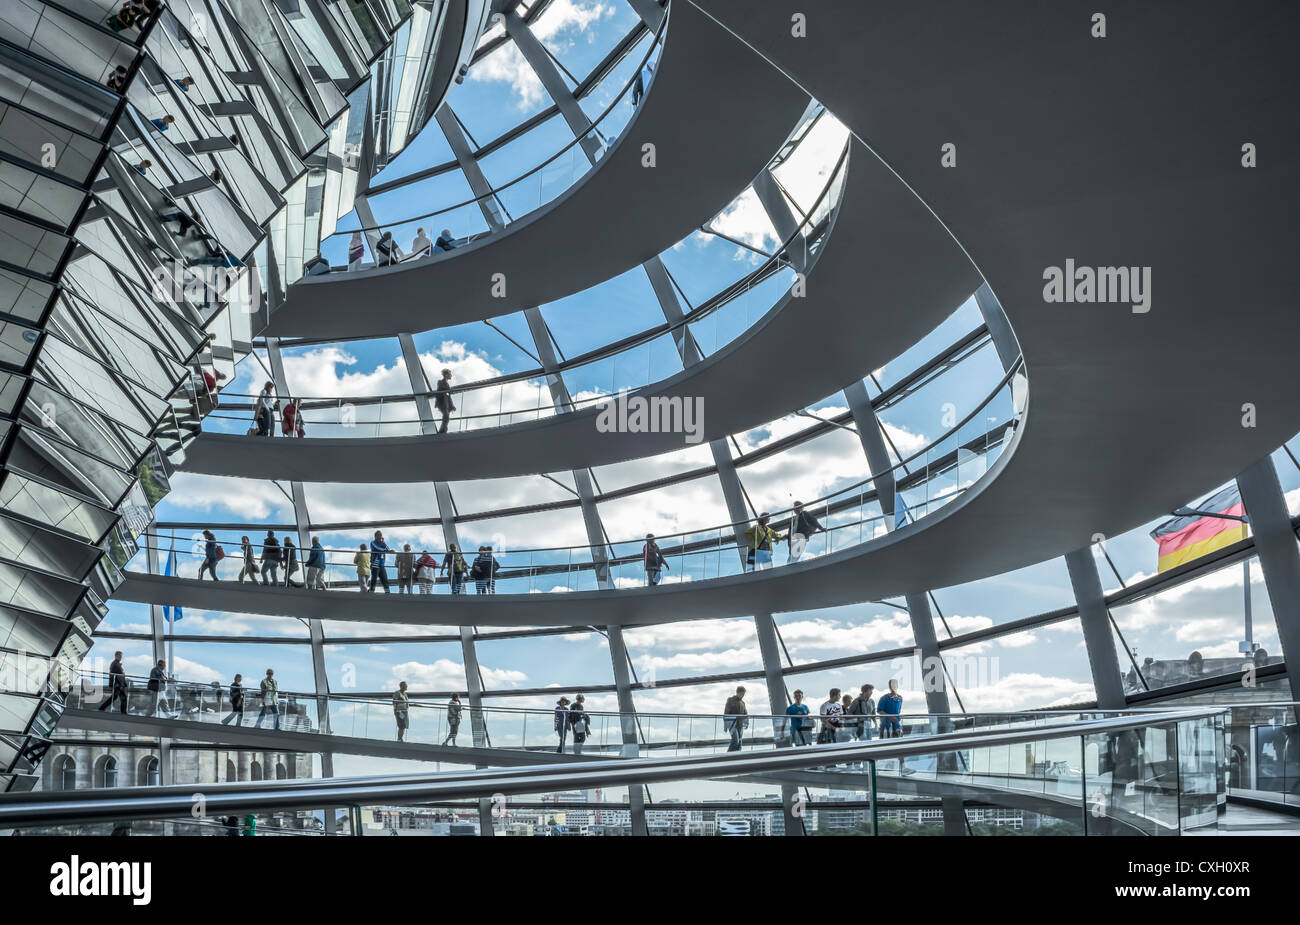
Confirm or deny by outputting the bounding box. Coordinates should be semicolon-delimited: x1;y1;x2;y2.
305;537;326;589
369;530;392;593
877;679;904;738
785;689;811;746
197;529;220;580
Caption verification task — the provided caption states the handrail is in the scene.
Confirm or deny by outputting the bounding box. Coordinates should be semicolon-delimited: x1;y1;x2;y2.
66;670;1142;722
0;709;1223;826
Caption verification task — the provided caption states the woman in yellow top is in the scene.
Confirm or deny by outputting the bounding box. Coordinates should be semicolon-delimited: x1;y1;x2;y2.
743;513;784;572
354;544;371;592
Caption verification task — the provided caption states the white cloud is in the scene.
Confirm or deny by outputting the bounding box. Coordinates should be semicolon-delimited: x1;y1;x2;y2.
469;1;614;110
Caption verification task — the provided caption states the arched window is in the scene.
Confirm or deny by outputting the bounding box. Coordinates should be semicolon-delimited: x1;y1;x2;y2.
225;759;237;782
275;762;287;780
137;756;160;787
56;755;76;791
96;755;118;788
250;760;263;781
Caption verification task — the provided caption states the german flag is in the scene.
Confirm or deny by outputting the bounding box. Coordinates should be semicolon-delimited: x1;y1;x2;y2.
1149;486;1248;573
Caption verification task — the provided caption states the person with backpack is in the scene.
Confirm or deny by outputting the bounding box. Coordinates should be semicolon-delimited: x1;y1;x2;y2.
259;530;281;584
369;530;392;593
818;688;844;744
393;681;410;741
442;544;468;594
197;529;221;580
99;651;129;714
254;668;279;729
785;689;811;746
472;545;500;594
305;537;326;590
877;680;904;738
146;659;167;716
724;686;748;751
415;550;438;594
568;694;590;755
221;674;244;725
642;533;669;586
354;543;371;591
282;535;303;588
743;513;784;571
443;693;462;745
786;501;826;563
554;697;571;753
237;535;260;584
847;684;877;741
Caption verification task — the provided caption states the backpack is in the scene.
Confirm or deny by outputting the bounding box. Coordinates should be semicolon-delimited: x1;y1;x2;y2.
214;545;226;561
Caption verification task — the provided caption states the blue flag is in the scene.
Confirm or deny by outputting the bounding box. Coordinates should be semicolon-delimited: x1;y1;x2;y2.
163;542;183;623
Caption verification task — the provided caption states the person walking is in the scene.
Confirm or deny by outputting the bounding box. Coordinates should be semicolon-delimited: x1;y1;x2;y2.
221;674;245;725
254;381;277;436
254;668;279;729
877;680;904;738
743;513;784;571
434;368;455;434
259;530;281;585
785;689;811;746
642;533;669;586
787;501;825;563
196;529;221;580
369;530;391;592
99;651;128;714
442;544;468;594
305;537;326;589
146;659;167;716
415;550;438;593
282;535;303;587
568;694;589;755
393;681;410;742
472;545;499;594
724;686;748;752
354;543;371;591
847;684;876;741
237;535;260;584
554;697;571;753
396;544;415;594
818;688;844;744
443;693;462;745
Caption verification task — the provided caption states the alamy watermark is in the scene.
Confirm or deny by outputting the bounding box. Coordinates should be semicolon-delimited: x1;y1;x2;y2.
1042;260;1151;313
595;389;704;444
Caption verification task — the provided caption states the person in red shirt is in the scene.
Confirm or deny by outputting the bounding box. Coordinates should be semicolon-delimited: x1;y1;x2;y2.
281;399;298;437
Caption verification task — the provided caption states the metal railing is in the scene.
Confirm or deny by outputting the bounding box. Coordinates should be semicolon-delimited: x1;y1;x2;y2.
0;708;1225;835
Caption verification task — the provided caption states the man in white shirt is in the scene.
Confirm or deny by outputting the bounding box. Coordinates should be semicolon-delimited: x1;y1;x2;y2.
818;687;843;744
